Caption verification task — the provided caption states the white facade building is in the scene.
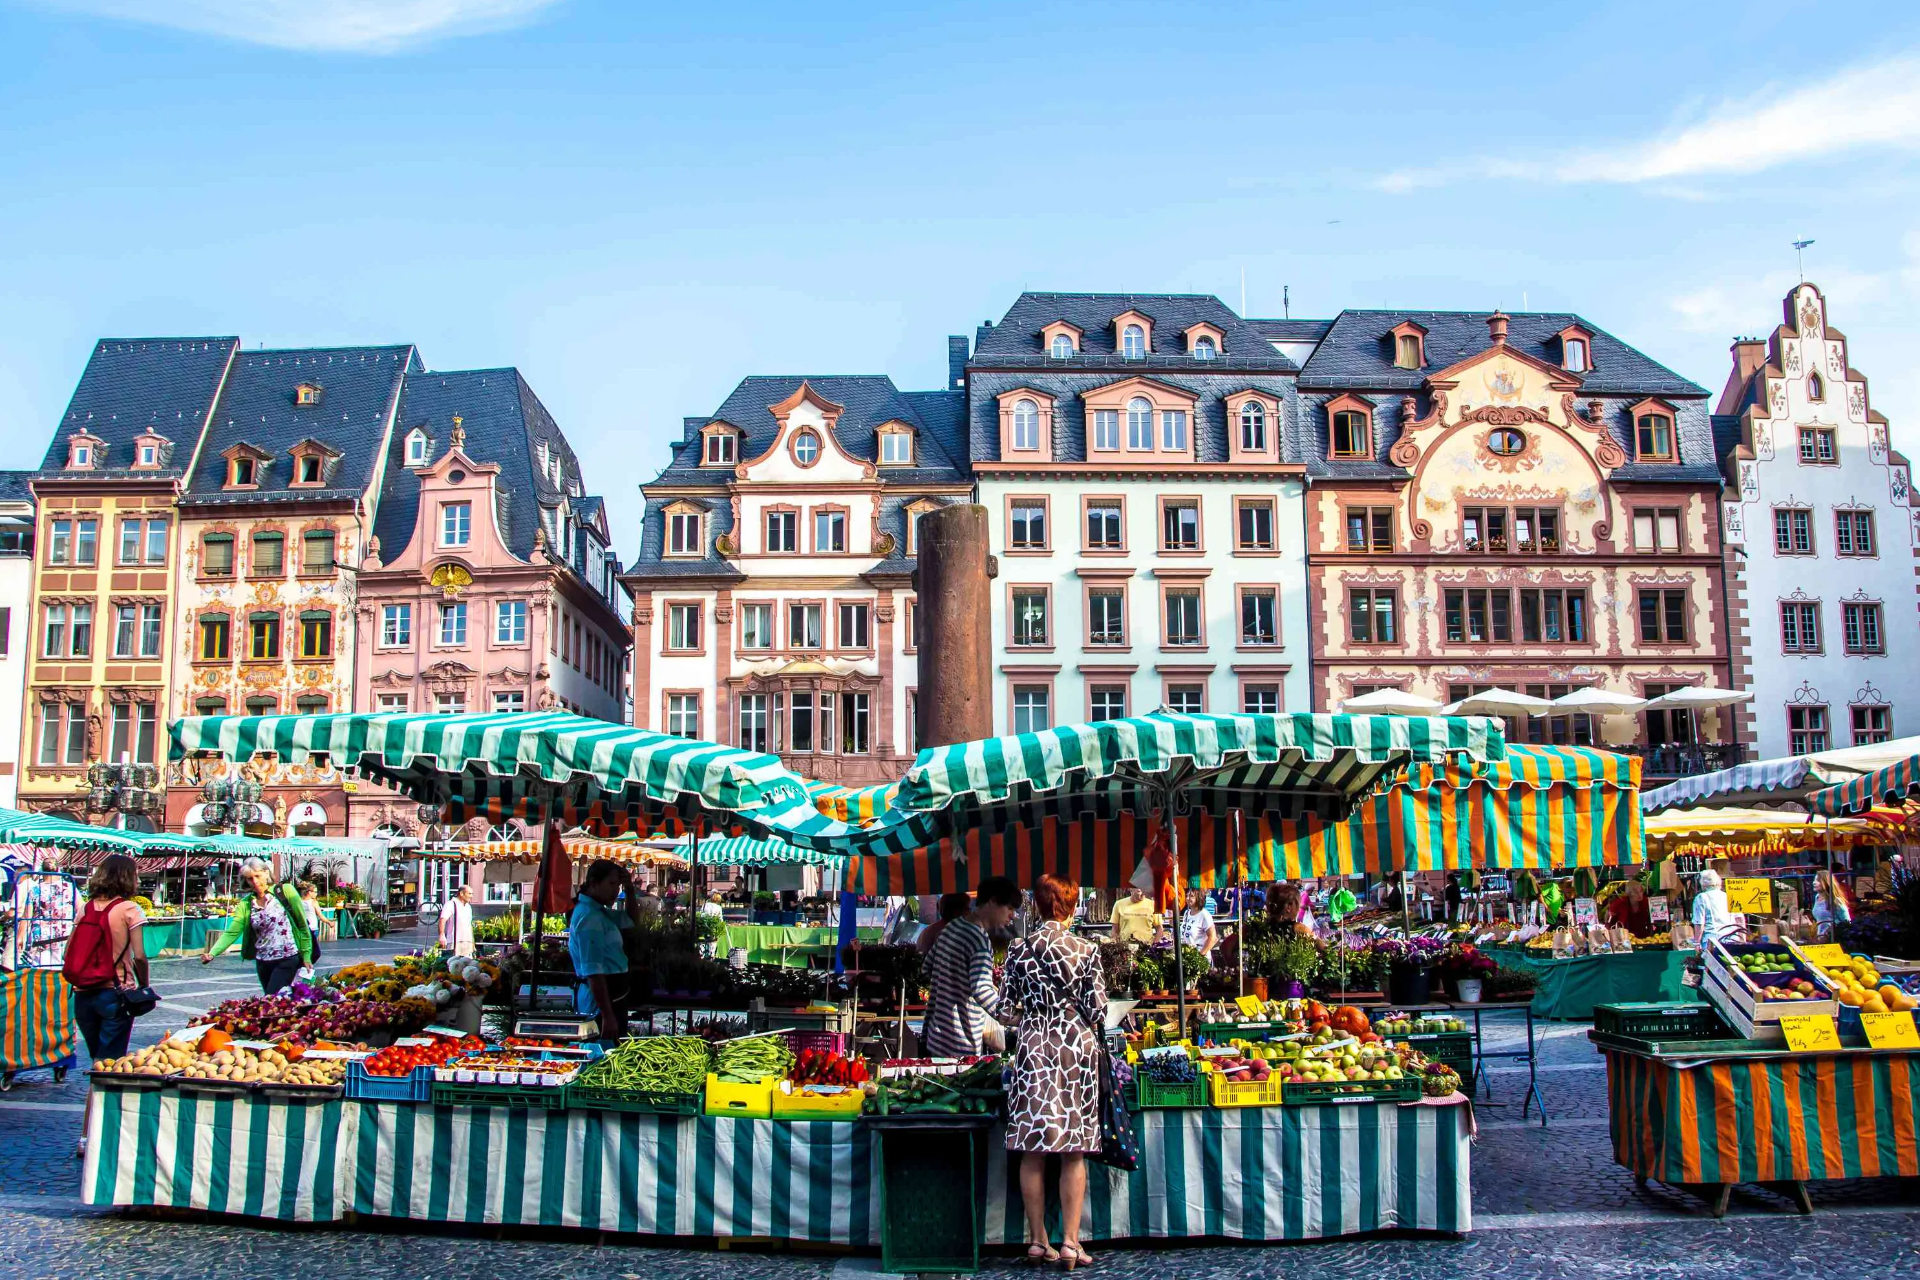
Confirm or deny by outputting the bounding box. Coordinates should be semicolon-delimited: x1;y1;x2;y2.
0;474;33;806
1716;282;1920;756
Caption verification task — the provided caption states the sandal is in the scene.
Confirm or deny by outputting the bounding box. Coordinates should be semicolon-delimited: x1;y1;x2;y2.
1026;1244;1059;1264
1058;1244;1094;1269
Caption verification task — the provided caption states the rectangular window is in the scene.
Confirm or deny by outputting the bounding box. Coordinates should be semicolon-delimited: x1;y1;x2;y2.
704;434;736;465
1085;501;1123;550
1161;501;1199;551
1350;589;1398;643
1638;589;1689;643
1852;705;1893;745
438;602;467;646
1636;414;1674;460
1835;511;1876;556
200;615;230;661
1165;684;1205;715
0;606;10;657
1160;410;1188;452
381;604;411;647
496;600;527;644
1088;685;1127;721
1240;588;1278;646
880;432;912;464
841;692;870;754
434;693;466;715
113;604;136;658
766;511;797;553
251;533;284;576
202;534;234;577
668;512;702;555
1843;601;1884;654
1774;508;1814;554
377;693;409;713
144;520;166;564
138;603;162;658
42;605;65;658
249;613;281;660
49;519;70;565
119;519;141;565
1331;411;1369;458
838;601;870;649
1788;705;1829;754
1011;590;1049;647
481;690;519;715
1012;685;1050;734
814;510;846;553
788;602;822;649
38;702;65;765
1093;410;1120;452
1242;684;1281;715
1164;589;1202;646
300;611;332;659
1010;501;1048;550
303;531;335;574
1126;406;1152;450
441;502;472;546
666;693;700;738
70;603;91;656
75;519;96;566
1236;500;1275;551
738;694;770;751
1799;428;1837;463
1087;589;1126;646
1517;589;1588;643
667;602;701;651
1781;601;1821;653
740;602;772;650
1443;589;1506;643
788;690;814;752
1345;507;1393;553
1633;508;1681;553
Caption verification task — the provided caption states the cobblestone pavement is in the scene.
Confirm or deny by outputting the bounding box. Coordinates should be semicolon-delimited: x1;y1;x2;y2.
4;951;1917;1278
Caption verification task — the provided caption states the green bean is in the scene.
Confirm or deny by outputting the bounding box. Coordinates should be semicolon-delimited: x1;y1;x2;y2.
578;1036;709;1093
713;1034;794;1084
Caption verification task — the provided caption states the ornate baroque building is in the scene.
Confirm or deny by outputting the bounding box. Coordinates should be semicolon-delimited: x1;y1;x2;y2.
624;371;970;784
1299;310;1738;771
1713;282;1919;756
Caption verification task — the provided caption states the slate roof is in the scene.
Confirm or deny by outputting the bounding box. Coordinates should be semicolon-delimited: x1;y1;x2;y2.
629;491;743;583
0;470;37;506
373;368;594;580
180;345;418;505
38;337;239;477
1247;318;1334;344
1298;310;1705;398
971;293;1298;371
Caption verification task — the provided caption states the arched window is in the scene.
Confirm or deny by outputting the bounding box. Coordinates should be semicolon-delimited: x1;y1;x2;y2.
1193;337;1216;361
1011;399;1040;451
1121;325;1146;359
1049;334;1074;359
1240;401;1267;452
1808;372;1825;401
1126;397;1154;449
405;430;429;466
1564;338;1589;372
792;430;820;466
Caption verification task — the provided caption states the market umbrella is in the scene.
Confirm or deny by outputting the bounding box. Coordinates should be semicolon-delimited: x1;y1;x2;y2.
1806;748;1920;818
1338;689;1444;715
1441;690;1557;718
1640;686;1755;712
1549;688;1648;715
1642;734;1920;812
651;833;845;868
456;834;689;866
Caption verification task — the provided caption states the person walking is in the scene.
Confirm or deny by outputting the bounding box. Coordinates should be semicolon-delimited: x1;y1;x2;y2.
438;882;477;956
922;877;1019;1057
64;854;150;1061
1691;868;1738;946
201;858;313;993
1003;873;1108;1270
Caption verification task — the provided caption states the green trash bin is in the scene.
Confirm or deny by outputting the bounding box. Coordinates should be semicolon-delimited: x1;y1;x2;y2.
875;1117;989;1274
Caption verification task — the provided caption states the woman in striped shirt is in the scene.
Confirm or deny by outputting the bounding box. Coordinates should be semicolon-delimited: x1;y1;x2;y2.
922;876;1021;1057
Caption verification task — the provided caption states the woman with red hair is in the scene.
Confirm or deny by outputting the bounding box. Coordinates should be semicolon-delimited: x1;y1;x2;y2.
1002;873;1107;1269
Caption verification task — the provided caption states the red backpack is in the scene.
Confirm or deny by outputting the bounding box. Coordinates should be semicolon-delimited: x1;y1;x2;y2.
63;899;124;991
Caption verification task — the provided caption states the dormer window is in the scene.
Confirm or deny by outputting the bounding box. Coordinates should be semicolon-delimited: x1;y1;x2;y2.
1041;321;1083;359
295;455;322;486
1050;334;1075;359
878;426;913;465
1193;337;1217;360
1126;397;1153;449
791;430;821;466
702;431;737;465
1395;335;1420;368
67;435;99;469
998;389;1055;460
1012;400;1041;451
1326;394;1374;459
130;433;165;470
1631;398;1678;461
1388;321;1427;370
230;457;257;487
1563;338;1589;372
1226;392;1280;463
405;430;430;467
666;508;704;557
293;383;321;407
138;443;156;467
1121;325;1146;360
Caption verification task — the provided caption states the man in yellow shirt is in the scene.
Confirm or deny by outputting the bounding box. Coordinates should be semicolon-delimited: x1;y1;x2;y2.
1110;886;1161;946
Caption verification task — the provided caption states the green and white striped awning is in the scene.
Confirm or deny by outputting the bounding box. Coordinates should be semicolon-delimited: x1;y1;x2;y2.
677;834;844;868
0;807;153;852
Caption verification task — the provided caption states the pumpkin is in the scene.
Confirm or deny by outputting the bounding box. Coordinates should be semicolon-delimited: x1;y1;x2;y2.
200;1028;233;1054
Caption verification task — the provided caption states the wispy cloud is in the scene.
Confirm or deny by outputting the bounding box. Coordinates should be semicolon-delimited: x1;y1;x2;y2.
1668;264;1898;337
1379;55;1920;192
34;0;565;53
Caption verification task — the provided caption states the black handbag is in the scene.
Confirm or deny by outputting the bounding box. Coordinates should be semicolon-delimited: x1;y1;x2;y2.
1078;997;1138;1171
120;985;160;1017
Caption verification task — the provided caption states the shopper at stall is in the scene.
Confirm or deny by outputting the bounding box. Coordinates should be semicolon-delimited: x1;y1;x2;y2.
915;891;972;956
65;853;149;1061
569;859;639;1040
1812;870;1853;940
1605;879;1652;936
1264;882;1315;938
922;877;1019;1057
201;858;313;993
1003;872;1108;1270
1691;868;1738;945
1178;886;1218;955
1109;884;1160;946
298;881;323;936
438;882;476;957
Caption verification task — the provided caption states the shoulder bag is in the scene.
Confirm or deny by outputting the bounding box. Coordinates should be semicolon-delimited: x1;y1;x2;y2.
1063;942;1137;1172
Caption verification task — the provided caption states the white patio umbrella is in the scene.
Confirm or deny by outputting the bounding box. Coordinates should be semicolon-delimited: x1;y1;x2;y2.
1641;686;1754;711
1441;689;1557;718
1338;688;1444;715
1550;687;1648;715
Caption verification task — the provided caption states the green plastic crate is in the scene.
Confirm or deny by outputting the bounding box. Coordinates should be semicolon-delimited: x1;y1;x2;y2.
878;1125;980;1274
1281;1076;1421;1106
1593;1002;1727;1041
1127;1075;1210;1110
565;1082;703;1115
429;1082;568;1110
1195;1020;1291;1042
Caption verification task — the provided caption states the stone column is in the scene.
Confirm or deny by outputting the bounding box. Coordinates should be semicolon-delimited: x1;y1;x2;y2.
916;504;994;749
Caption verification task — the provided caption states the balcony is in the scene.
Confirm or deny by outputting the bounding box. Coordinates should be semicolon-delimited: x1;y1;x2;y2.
1624;742;1747;778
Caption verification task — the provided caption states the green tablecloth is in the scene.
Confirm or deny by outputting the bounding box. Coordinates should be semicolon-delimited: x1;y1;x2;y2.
1524;949;1688;1020
718;924;883;967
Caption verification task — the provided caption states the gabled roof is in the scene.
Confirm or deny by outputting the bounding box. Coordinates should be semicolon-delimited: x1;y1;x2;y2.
39;337;239;477
1298;310;1704;397
181;345;418;504
0;470;36;507
972;293;1298;371
1246;319;1333;343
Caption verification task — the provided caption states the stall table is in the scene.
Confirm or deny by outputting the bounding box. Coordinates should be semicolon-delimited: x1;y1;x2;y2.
82;1087;1471;1244
1601;1042;1920;1216
141;908;356;956
1483;946;1687;1020
719;924;882;967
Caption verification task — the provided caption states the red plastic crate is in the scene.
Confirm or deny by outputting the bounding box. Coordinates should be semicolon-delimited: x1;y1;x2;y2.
788;1029;851;1057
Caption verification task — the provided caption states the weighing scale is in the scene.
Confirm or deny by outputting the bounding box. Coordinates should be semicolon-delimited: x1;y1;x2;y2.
510;1015;599;1042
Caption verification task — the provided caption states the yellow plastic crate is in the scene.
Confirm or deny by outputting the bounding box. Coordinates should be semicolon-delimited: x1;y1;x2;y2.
770;1082;865;1119
1207;1069;1284;1108
705;1073;775;1119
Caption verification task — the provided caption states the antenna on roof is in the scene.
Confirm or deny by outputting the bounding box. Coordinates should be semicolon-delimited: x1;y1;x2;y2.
1793;238;1815;282
1283;285;1290;320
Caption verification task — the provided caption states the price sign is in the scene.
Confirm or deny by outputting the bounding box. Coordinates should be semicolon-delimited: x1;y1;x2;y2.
1861;1011;1920;1050
1648;895;1670;924
1726;878;1773;915
1234;995;1266;1018
1778;1013;1842;1053
1573;897;1598;926
1799;943;1851;970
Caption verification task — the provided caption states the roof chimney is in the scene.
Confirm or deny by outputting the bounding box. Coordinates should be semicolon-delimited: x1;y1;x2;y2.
1486;312;1510;345
947;335;969;390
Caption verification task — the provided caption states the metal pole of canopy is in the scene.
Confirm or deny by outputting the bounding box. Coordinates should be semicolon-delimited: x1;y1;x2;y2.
1170;812;1187;1033
1234;809;1246;999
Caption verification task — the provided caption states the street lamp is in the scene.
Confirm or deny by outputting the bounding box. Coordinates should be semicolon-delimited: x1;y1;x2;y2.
200;776;268;832
87;762;163;821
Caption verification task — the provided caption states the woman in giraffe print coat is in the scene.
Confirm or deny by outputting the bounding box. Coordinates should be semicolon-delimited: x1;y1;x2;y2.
1002;872;1107;1268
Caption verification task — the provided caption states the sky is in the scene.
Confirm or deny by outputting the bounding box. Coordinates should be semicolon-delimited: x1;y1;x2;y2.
4;0;1920;559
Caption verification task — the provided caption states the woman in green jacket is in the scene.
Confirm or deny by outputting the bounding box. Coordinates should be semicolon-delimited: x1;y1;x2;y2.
202;858;313;992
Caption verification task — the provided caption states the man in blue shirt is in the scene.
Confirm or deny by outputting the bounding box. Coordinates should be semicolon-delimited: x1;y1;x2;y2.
568;859;640;1039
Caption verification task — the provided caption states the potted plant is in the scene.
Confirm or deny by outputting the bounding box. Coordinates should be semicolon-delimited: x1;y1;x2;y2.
1266;933;1321;1000
1436;943;1497;1003
1371;936;1443;1006
751;890;780;924
1130;951;1165;998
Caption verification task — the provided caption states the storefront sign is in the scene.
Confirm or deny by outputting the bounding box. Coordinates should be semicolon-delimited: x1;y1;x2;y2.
1726;878;1773;915
1648;895;1670;924
1778;1013;1842;1053
1861;1011;1920;1050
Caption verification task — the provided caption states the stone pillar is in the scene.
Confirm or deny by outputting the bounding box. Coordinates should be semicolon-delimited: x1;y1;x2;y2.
916;504;994;749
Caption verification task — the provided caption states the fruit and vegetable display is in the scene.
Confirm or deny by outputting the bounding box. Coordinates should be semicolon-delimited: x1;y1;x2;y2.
572;1036;710;1094
440;1052;580;1086
1373;1014;1467;1036
878;1054;999;1078
362;1035;486;1076
1816;955;1920;1012
1135;1051;1199;1085
713;1034;796;1083
872;1057;1005;1114
191;992;436;1042
1422;1064;1462;1098
95;1031;346;1089
790;1048;868;1087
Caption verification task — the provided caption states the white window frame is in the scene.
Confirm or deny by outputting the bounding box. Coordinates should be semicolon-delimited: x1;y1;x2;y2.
441;502;472;547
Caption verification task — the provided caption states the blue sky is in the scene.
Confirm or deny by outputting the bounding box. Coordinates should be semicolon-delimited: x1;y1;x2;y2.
3;0;1919;556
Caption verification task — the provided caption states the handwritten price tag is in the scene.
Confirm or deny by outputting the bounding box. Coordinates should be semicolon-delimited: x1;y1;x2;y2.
1235;995;1266;1018
1860;1011;1920;1050
1798;943;1851;970
1726;878;1774;915
1778;1013;1842;1053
